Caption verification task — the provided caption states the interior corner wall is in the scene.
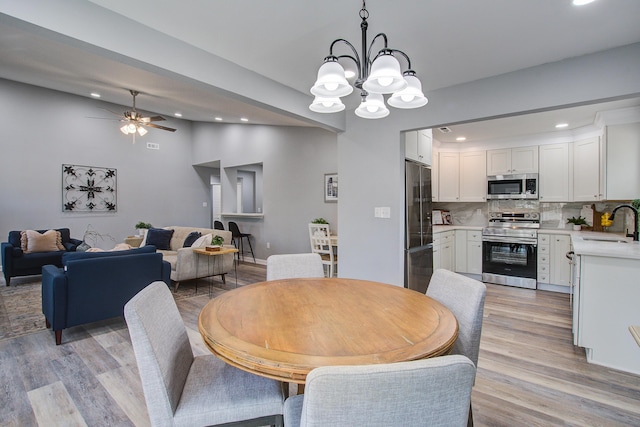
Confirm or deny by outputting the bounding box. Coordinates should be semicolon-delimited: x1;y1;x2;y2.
190;123;338;261
337;43;640;287
0;78;209;248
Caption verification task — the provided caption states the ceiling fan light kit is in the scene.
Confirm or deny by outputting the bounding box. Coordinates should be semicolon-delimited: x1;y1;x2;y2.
309;0;428;119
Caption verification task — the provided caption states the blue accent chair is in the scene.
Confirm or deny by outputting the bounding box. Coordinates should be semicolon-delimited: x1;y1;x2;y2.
41;245;171;345
1;228;82;286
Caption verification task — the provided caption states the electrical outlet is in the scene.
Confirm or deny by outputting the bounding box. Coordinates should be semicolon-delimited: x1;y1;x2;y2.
146;142;160;150
266;242;270;249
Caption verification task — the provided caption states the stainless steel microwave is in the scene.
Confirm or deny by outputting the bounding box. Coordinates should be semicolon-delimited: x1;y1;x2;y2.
487;173;538;200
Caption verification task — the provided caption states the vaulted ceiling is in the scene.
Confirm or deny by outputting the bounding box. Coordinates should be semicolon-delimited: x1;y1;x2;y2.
1;0;640;136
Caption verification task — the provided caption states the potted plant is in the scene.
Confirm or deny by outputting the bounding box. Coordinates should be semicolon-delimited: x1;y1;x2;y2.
135;221;153;236
567;216;588;231
206;235;225;252
311;218;328;224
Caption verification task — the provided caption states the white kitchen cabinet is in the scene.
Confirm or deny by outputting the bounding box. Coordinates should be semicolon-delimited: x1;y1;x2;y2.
438;152;460;202
431;148;439;202
438;151;486;202
432;235;441;270
575;254;640;375
573;137;602;202
537;233;571;289
459;151;487;202
454;230;467;272
539;143;570;202
454;230;481;274
551;235;571;287
405;129;432;166
466;230;483;274
605;123;640;200
487;146;538;175
434;230;455;271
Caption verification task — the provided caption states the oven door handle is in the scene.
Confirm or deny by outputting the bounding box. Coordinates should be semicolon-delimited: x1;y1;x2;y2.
482;236;538;245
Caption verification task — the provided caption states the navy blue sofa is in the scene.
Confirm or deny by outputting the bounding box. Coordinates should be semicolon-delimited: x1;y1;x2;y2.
2;228;82;286
41;245;171;345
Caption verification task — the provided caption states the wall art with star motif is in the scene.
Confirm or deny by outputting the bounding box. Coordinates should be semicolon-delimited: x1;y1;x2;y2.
62;164;117;212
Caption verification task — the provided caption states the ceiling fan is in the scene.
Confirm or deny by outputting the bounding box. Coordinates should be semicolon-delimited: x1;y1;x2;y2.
96;90;176;143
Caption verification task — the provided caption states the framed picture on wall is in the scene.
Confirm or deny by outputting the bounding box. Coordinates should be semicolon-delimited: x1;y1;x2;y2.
324;173;338;202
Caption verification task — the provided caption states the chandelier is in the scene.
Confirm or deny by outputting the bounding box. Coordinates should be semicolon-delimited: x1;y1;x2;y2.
309;1;428;119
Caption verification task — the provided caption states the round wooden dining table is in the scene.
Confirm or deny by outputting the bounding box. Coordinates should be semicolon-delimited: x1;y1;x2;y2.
198;277;458;384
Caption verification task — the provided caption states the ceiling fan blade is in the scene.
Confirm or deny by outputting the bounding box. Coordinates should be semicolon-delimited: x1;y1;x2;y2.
86;116;123;121
147;116;166;122
99;107;125;117
144;123;177;132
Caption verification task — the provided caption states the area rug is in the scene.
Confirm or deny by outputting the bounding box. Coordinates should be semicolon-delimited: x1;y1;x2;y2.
0;275;226;342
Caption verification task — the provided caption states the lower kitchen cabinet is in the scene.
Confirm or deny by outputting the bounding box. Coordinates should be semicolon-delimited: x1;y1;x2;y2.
538;233;571;290
433;230;455;271
455;229;482;274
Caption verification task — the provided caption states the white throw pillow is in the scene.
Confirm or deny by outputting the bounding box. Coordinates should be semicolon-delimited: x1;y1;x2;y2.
138;228;149;247
191;233;212;248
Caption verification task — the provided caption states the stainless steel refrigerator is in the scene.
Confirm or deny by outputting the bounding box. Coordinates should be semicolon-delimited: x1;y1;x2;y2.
405;160;433;293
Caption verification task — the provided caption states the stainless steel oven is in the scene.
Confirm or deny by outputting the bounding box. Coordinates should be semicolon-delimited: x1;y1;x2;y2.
482;212;539;289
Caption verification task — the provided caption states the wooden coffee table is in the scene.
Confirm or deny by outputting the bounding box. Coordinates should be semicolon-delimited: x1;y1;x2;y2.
198;278;458;384
192;247;239;296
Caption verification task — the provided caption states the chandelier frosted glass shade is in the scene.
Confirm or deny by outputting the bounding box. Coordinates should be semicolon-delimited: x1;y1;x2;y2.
387;74;428;109
310;60;353;97
309;96;345;113
362;53;407;94
355;93;389;119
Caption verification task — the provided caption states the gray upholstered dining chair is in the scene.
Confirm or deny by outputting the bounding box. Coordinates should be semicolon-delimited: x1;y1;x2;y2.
124;281;284;427
266;253;325;281
426;268;487;426
283;354;476;427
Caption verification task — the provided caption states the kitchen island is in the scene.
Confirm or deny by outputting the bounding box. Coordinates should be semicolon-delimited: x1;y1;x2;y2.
571;233;640;375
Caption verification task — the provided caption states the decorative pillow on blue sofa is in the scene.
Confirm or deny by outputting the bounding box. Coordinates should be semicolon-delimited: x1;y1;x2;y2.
145;228;174;250
183;231;202;247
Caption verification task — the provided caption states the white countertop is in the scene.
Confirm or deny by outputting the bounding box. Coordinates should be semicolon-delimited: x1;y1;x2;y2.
432;224;640;260
570;231;640;260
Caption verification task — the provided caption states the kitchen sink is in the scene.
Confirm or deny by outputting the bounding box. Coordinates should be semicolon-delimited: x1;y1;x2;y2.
582;237;628;243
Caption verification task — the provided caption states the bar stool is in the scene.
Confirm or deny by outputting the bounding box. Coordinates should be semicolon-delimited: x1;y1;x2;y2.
214;220;225;230
228;221;255;263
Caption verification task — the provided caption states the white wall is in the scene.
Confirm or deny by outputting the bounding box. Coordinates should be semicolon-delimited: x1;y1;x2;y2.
191;123;338;260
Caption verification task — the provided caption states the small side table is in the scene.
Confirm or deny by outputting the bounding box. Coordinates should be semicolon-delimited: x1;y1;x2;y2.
193;247;239;296
125;235;143;247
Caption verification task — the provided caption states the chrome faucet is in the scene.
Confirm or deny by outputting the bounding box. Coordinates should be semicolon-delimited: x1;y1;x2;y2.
609;204;639;241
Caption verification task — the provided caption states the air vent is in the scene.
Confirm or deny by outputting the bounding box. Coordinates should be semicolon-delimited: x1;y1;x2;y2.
146;142;160;150
438;127;452;134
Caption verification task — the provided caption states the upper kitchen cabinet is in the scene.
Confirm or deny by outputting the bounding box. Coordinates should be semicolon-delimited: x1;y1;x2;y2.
605;123;640;200
459;151;487;202
487;146;538;175
539;143;570;202
573;137;603;202
404;129;432;166
438;152;460;201
437;151;486;202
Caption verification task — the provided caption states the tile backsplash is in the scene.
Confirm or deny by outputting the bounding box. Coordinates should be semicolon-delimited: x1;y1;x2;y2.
432;200;632;233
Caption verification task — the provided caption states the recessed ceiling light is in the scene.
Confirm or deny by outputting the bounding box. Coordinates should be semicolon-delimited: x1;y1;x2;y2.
573;0;596;5
240;117;249;122
174;112;182;117
456;136;467;142
90;92;101;98
555;123;569;128
214;117;223;121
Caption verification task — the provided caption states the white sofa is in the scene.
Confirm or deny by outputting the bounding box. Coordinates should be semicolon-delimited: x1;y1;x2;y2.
141;226;234;292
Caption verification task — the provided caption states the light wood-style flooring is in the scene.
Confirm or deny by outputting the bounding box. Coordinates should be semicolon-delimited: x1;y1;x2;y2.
1;263;639;426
